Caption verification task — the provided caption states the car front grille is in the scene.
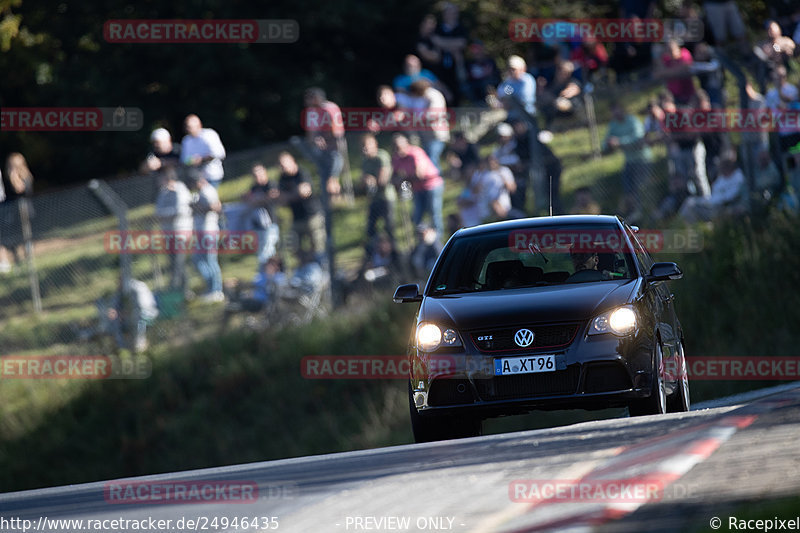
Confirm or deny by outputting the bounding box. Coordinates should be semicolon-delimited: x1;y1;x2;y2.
470;323;580;353
474;365;581;401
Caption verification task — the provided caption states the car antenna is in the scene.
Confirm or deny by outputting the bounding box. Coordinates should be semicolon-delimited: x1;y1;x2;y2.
549;175;553;217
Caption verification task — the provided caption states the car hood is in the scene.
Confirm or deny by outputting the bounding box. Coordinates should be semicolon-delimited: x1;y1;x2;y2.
421;280;639;330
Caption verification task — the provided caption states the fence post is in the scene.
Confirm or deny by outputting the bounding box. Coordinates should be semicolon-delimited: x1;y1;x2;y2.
89;179;132;293
18;198;42;315
583;82;602;160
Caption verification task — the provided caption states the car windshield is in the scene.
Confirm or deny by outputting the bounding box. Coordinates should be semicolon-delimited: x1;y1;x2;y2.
428;224;636;295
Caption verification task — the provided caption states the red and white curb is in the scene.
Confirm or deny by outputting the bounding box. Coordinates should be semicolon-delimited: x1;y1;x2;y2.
501;388;799;533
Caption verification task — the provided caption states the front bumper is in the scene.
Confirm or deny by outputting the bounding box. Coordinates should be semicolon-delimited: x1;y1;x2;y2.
411;328;656;417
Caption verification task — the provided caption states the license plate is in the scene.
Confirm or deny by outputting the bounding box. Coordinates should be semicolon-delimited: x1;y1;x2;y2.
494;354;556;376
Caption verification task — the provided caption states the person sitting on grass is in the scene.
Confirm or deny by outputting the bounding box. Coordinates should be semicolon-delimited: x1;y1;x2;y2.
679;154;746;223
238;256;288;313
98;276;159;353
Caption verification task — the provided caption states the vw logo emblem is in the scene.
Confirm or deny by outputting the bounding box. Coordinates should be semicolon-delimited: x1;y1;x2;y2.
514;328;535;347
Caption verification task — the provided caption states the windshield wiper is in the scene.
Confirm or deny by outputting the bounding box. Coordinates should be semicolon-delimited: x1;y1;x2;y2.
528;241;549;264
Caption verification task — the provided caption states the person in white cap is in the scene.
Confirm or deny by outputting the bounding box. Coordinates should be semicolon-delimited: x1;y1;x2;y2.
492;122;520;169
497;55;537;120
142;127;181;174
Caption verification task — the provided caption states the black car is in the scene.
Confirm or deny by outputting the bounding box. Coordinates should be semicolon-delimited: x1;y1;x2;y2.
393;215;690;442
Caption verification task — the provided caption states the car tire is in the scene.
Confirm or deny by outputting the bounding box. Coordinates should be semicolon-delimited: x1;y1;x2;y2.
408;383;482;443
667;340;691;413
629;340;668;417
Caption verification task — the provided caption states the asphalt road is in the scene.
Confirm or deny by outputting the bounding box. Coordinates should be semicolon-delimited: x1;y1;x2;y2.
2;383;799;533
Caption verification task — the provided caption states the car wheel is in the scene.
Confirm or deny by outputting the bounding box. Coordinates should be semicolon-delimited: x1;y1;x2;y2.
667;340;691;413
629;340;667;417
408;383;482;443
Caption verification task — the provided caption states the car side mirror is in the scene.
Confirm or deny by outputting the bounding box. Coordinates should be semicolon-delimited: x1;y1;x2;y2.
393;283;422;303
647;262;683;282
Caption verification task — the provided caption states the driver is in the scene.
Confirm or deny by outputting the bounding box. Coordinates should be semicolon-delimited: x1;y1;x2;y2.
571;251;599;272
568;250;614;281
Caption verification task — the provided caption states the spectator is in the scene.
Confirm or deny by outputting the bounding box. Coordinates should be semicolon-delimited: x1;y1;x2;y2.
391;133;444;238
513;120;564;215
465;42;501;105
569;36;609;83
457;155;520;226
416;14;442;75
236;256;288;313
482;154;520;222
187;175;224;302
142;128;181;174
431;2;468;103
410;224;443;279
180;114;226;189
643;96;667;147
374;85;411;135
406;79;450;172
99;276;159;353
702;0;747;48
602;100;653;216
537;59;582;129
569;186;602;215
445;131;479;182
457;158;489;227
765;66;800;154
356;233;403;287
656;38;697;105
691;43;725;108
679;154;746;222
498;120;526;211
360;133;397;252
696;89;728;185
277;151;326;263
0;153;34;268
492;122;520;170
242;163;280;269
2;153;33;201
393;55;450;101
741;82;770;183
497;55;537;120
754;20;795;84
609;16;653;82
752;149;782;206
304;87;344;198
289;249;328;294
154;168;193;294
665;103;711;199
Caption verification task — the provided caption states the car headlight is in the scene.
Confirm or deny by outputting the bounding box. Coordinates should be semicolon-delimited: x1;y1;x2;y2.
589;307;638;336
416;323;462;351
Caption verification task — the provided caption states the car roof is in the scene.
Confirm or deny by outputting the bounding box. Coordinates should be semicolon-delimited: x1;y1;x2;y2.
453;215;626;238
